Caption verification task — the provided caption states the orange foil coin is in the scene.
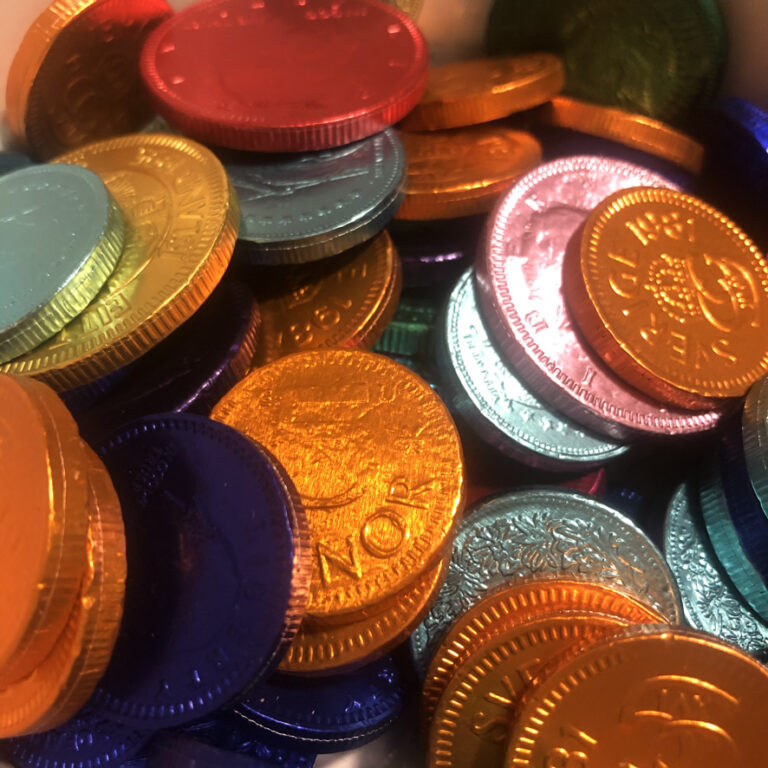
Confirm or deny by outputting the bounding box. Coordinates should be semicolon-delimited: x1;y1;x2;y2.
0;443;125;737
400;53;565;131
254;232;402;366
421;578;665;723
506;628;768;768
212;350;464;621
0;376;88;687
564;187;768;405
5;0;173;159
395;126;541;220
281;554;447;675
540;96;705;175
428;612;640;768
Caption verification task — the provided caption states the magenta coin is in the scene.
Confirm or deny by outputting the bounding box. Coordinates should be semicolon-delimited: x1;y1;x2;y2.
476;156;722;439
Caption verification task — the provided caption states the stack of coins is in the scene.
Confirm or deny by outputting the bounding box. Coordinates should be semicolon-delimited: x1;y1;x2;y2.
0;374;125;737
1;0;768;765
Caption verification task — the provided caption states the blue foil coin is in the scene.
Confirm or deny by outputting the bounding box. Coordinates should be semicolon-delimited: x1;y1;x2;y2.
77;279;259;440
229;129;405;265
148;731;314;768
7;711;151;768
92;414;308;728
233;655;404;754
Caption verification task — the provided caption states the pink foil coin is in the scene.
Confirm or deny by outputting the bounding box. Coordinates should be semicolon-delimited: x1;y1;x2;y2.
476;156;722;439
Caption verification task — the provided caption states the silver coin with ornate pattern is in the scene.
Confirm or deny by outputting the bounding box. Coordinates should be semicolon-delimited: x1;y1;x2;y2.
409;487;682;675
664;482;768;663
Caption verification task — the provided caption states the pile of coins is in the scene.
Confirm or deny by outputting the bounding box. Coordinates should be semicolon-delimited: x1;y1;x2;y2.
1;0;768;766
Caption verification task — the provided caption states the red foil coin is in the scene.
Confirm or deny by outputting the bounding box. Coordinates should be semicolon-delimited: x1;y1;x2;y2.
140;0;428;152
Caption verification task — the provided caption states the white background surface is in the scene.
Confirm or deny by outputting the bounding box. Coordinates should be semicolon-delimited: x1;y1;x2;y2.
0;0;765;765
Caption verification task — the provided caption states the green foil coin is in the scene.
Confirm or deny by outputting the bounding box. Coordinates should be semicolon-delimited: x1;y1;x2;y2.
486;0;726;124
0;164;124;363
664;482;768;663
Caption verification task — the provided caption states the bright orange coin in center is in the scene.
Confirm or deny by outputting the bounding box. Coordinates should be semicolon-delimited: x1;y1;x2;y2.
212;349;464;620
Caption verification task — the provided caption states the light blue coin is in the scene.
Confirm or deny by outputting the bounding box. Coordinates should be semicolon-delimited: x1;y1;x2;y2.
664;482;768;663
229;129;405;264
409;487;682;675
0;163;124;363
440;270;627;470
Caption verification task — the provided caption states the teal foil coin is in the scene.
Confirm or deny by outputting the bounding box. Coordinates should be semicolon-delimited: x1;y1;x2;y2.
0;152;33;176
439;269;627;470
664;482;768;663
409;487;682;674
699;455;768;622
229;129;405;265
742;375;768;522
486;0;726;124
0;164;124;363
373;291;438;360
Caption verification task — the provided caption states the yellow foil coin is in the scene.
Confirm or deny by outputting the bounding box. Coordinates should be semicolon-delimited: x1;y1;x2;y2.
565;187;768;403
254;231;402;365
212;350;464;620
1;134;239;391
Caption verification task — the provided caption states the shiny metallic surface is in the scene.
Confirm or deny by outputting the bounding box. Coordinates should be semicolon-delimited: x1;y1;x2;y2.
441;269;626;469
477;155;722;438
0;164;124;363
664;482;768;662
410;487;682;674
230;130;405;264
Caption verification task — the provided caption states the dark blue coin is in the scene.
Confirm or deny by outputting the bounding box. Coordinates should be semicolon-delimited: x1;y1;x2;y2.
699;98;768;249
233;655;404;754
719;417;768;580
7;710;151;768
76;280;259;442
92;414;302;728
388;216;482;287
0;151;33;176
148;729;314;767
60;364;133;417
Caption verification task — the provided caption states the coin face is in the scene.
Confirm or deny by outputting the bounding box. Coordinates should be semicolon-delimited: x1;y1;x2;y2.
442;269;626;469
212;350;464;620
505;628;768;768
0;165;124;363
1;134;238;390
396;126;541;219
477;156;722;438
6;0;173;158
410;487;682;674
140;0;428;152
567;187;768;403
421;578;665;722
255;232;402;364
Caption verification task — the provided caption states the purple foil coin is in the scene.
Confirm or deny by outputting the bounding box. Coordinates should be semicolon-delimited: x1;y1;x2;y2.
389;216;483;287
77;279;259;441
92;414;309;728
476;155;722;440
7;711;151;768
233;655;404;754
